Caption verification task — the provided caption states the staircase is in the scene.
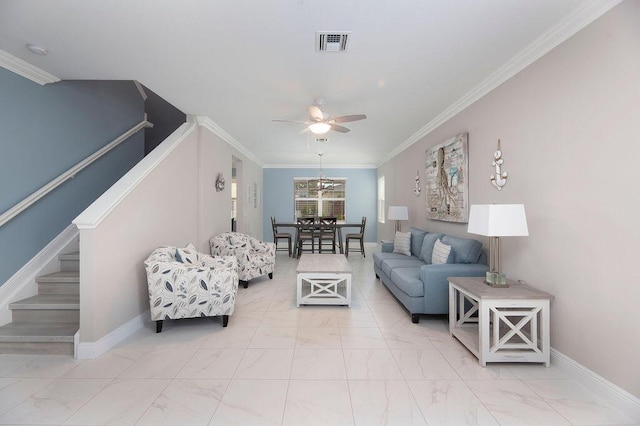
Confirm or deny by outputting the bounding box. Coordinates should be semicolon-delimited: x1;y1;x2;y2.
0;252;79;355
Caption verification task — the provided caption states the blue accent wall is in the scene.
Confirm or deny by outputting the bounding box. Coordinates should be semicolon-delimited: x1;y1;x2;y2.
0;68;145;286
263;168;377;243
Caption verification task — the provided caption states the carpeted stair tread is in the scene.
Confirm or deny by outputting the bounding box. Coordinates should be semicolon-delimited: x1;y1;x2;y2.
0;322;78;342
9;294;79;310
36;271;79;283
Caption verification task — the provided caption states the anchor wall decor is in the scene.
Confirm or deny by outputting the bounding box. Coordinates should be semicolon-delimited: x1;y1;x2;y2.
490;139;508;191
413;170;421;197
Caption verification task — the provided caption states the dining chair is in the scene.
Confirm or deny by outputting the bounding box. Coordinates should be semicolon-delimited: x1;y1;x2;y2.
318;216;337;253
296;217;316;258
271;216;292;256
345;216;367;257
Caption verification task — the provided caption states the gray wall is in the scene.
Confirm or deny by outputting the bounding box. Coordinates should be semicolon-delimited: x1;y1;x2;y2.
263;167;377;243
0;69;145;286
377;1;640;398
142;85;186;155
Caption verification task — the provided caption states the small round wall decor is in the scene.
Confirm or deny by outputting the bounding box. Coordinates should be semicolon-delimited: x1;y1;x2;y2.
215;173;225;192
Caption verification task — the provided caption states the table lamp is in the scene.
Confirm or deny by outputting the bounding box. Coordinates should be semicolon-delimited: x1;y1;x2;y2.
467;204;529;287
388;206;408;233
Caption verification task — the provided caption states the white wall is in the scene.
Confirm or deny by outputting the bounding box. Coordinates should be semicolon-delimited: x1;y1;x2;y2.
75;120;263;347
198;123;264;242
378;1;640;398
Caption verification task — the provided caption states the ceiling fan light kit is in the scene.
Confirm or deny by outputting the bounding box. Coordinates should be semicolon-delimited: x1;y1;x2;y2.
273;99;367;136
308;122;331;135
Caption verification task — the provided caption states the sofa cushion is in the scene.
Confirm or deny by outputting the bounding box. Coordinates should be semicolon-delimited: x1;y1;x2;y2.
373;251;402;268
419;233;444;264
381;256;425;277
393;231;411;256
409;227;427;257
390;268;424;298
441;235;483;264
432;239;453;264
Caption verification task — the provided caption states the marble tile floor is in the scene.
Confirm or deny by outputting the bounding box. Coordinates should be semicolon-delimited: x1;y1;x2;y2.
0;250;637;426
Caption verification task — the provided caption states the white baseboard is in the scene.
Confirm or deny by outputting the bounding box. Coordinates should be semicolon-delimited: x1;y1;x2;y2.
551;349;640;422
76;310;149;359
0;224;79;326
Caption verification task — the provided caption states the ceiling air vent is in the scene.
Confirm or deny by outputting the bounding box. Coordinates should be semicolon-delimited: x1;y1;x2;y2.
316;32;350;52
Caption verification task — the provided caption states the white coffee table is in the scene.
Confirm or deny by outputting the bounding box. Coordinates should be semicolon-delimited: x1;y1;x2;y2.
296;254;352;307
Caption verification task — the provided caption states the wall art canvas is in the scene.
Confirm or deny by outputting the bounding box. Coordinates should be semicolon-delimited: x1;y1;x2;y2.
425;132;469;222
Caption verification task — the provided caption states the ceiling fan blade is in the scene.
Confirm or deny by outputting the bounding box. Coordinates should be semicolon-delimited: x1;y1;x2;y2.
309;105;324;121
272;119;307;124
330;114;367;123
330;124;351;133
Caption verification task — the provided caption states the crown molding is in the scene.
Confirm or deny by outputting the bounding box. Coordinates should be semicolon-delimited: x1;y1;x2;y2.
378;0;622;167
196;116;264;167
0;49;60;85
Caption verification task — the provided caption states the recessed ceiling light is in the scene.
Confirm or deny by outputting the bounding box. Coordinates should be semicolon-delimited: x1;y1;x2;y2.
26;44;48;55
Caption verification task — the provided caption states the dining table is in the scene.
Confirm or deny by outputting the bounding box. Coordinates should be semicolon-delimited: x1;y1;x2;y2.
273;221;365;257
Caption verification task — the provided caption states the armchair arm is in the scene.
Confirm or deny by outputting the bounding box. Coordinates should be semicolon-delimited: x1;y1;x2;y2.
249;238;276;256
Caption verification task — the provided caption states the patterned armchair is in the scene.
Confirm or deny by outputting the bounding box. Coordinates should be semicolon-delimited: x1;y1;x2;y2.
209;232;276;288
144;244;238;332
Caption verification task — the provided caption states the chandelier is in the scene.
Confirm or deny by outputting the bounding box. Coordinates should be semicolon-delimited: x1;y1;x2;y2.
315;152;334;192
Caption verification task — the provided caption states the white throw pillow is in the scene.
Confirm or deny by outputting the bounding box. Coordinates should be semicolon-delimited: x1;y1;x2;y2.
393;231;412;256
432;239;452;264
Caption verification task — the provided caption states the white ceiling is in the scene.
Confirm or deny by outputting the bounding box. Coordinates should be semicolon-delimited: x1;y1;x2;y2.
0;0;611;167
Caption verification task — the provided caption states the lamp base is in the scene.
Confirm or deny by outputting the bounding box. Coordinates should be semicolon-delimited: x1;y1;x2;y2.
485;271;509;288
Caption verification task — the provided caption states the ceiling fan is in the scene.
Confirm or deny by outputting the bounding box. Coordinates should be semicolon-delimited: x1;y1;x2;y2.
272;99;367;135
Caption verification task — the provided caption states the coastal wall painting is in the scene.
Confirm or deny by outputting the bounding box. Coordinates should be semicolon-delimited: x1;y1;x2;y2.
425;132;469;223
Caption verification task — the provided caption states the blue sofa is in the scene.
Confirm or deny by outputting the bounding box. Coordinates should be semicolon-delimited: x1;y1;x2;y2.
373;227;489;323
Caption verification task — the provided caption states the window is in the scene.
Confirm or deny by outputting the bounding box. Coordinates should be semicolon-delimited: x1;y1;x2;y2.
378;175;385;223
294;178;346;220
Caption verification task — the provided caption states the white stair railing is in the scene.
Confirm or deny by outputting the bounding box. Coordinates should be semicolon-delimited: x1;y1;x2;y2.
0;119;153;228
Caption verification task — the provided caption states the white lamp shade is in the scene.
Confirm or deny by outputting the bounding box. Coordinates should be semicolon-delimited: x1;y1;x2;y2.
467;204;529;237
388;206;409;221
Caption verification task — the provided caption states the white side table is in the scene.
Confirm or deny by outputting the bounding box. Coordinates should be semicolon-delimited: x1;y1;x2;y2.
448;277;554;367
